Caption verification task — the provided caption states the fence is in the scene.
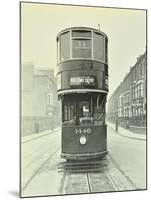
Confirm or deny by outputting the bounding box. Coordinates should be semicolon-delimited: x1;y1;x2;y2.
21;115;61;136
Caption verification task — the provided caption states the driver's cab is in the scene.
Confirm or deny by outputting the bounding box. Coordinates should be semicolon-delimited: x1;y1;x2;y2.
62;93;106;126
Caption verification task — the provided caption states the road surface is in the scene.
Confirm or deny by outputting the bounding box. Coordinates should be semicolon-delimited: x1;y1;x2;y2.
21;126;146;197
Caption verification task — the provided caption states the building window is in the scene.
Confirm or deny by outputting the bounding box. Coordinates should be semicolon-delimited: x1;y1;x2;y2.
138;84;140;98
121;97;123;106
47;93;53;105
134;87;136;99
133;69;136;82
136;107;138;117
140;83;143;97
128;95;130;103
137;85;139;99
132;107;135;117
128;108;130;117
140;63;143;77
138;107;141;116
132;87;135;100
136;82;143;98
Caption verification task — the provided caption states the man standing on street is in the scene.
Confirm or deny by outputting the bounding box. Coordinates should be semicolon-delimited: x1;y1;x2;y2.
115;117;118;132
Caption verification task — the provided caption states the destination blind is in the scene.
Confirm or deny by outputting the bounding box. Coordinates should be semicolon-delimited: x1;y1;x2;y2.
70;76;95;86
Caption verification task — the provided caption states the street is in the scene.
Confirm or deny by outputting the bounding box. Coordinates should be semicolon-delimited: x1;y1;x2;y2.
21;125;146;197
107;125;146;189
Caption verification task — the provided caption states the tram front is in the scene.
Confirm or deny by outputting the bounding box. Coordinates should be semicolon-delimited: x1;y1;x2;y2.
56;27;109;160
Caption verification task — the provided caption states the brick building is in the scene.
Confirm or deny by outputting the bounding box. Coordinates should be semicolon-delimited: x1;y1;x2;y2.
21;63;60;136
107;51;146;133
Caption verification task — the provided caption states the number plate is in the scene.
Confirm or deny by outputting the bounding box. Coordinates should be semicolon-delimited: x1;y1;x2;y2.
75;128;91;135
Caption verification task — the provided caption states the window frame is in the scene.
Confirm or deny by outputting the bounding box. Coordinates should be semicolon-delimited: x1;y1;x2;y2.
93;31;106;62
72;38;92;59
57;29;107;63
62;94;106;126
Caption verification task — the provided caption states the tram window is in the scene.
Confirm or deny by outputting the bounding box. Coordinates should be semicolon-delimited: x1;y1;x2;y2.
79;101;90;117
72;39;91;58
93;95;106;125
63;102;76;125
93;32;105;62
105;38;108;63
57;73;61;90
60;31;70;61
72;30;91;38
97;71;103;88
62;95;106;126
79;101;93;125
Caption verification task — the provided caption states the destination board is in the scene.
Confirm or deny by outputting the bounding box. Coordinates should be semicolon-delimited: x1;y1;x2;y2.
70;76;95;86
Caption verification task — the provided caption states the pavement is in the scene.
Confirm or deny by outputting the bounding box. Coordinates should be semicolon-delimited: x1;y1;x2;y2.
107;122;146;141
21;127;61;143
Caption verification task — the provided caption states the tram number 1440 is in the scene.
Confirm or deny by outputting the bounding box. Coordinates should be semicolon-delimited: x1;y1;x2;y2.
75;128;92;135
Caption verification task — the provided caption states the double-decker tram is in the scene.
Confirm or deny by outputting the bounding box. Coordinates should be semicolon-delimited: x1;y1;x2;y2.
56;27;109;160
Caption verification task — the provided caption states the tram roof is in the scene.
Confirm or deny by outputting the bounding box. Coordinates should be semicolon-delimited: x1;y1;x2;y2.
56;27;108;39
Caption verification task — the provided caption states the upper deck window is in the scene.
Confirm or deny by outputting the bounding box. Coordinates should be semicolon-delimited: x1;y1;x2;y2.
93;32;105;62
59;31;70;61
72;30;91;38
57;73;61;90
57;29;107;63
72;39;91;49
72;39;91;58
72;30;92;59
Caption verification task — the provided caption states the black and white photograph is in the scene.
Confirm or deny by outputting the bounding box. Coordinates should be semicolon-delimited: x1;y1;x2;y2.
20;1;147;198
1;0;151;200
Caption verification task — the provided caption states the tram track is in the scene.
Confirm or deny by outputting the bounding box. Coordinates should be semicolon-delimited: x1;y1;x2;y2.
108;154;138;190
22;135;139;196
61;165;117;194
60;154;137;194
21;125;144;196
22;150;139;196
86;172;91;193
105;168;119;191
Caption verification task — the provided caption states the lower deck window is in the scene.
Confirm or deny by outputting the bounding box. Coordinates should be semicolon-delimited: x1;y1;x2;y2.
62;94;106;126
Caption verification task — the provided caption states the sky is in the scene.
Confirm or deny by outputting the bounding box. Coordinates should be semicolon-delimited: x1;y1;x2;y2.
21;2;146;96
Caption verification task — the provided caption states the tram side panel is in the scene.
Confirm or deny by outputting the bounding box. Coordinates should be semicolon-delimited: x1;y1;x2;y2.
61;125;107;159
60;92;108;159
57;60;108;92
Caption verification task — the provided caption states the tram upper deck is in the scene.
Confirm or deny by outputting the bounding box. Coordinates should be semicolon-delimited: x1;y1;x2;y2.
56;27;108;94
56;27;108;64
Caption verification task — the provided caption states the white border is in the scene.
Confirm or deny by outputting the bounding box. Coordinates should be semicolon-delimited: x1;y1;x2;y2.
0;1;150;200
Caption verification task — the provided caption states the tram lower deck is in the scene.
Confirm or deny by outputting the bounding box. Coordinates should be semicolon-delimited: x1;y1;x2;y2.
60;92;108;160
